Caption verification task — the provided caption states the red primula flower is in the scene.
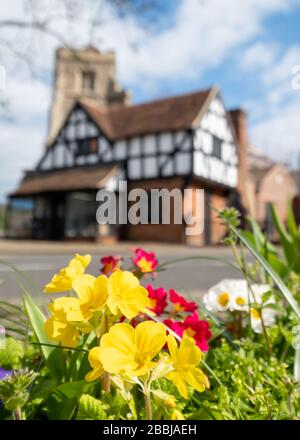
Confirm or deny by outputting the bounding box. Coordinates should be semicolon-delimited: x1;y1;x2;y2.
100;255;122;275
132;248;158;273
168;289;198;313
182;312;211;352
163;312;211;352
146;284;168;316
163;319;183;336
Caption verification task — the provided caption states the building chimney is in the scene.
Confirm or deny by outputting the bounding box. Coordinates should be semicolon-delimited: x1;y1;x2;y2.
228;108;249;209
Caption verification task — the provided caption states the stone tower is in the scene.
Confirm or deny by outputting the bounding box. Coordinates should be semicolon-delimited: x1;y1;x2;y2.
47;46;130;145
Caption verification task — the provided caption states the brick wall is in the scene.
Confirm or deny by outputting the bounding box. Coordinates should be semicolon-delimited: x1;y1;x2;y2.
210;192;228;244
126;177;185;243
256;165;297;224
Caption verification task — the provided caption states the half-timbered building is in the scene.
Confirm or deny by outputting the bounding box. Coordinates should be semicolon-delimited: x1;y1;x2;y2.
8;85;241;244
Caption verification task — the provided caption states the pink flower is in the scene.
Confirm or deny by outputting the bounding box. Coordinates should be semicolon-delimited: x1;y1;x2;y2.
163;312;211;352
132;248;158;273
168;289;198;313
163;319;183;336
100;255;122;275
146;285;168;316
182;312;211;352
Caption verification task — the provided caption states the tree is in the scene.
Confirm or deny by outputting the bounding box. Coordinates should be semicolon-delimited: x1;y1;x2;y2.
0;0;164;111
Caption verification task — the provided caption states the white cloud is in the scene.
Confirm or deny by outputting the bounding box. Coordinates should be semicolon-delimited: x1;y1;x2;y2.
249;44;300;158
250;97;300;165
240;42;279;70
0;76;50;202
0;124;45;199
103;0;299;84
262;46;300;86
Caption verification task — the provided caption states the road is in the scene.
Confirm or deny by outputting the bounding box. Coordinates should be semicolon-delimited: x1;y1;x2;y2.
0;240;241;303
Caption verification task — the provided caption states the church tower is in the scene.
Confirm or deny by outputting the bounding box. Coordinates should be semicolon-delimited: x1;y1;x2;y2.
47;46;130;145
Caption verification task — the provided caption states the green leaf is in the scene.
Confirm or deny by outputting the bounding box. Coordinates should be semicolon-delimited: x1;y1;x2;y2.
227;224;300;321
46;380;91;420
261;291;273;304
158;255;240;272
29;379;57;403
271;205;296;265
23;293;51;358
0;337;23;369
266;253;289;279
246;216;289;278
262;303;286;316
287;201;300;245
0;300;28;338
76;394;107;420
294;347;300;383
23;292;66;380
247;217;278;254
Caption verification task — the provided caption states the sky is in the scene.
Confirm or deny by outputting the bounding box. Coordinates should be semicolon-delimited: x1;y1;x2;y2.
0;0;300;202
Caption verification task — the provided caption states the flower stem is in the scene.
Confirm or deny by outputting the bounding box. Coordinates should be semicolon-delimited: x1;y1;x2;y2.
100;310;111;393
144;390;152;420
14;407;22;420
102;372;111;393
232;242;273;356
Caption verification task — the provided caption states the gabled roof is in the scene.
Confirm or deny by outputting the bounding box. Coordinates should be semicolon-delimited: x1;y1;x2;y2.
250;163;293;191
79;87;216;141
11;165;118;196
250;166;273;188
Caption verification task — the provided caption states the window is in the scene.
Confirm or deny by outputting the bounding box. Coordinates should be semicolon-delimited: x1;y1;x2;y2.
129;138;141;157
89;138;98;154
143;156;157;178
143;135;156;155
76;138;98;156
212;136;222;159
65;192;97;238
175;152;190;174
128;158;142;179
82;71;95;92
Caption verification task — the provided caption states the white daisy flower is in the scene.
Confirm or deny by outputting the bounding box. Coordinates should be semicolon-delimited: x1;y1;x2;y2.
250;307;277;333
204;279;247;313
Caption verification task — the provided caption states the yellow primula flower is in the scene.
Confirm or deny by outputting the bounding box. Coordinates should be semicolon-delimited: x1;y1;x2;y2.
44;297;83;347
107;270;150;319
171;409;185;420
165;335;209;399
68;274;108;321
44;254;91;293
85;347;105;381
87;321;167;378
152;389;177;408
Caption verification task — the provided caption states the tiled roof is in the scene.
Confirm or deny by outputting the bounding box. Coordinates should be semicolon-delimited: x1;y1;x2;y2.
250;166;272;188
11;165;118;196
80;87;214;140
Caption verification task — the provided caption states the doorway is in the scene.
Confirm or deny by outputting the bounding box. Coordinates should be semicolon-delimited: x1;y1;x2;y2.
49;195;66;240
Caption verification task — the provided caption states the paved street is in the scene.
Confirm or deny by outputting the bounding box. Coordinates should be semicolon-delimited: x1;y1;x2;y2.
0;239;241;303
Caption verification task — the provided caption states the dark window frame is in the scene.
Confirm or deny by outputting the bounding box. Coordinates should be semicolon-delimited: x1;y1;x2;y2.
212;136;222;159
75;137;98;157
82;70;96;92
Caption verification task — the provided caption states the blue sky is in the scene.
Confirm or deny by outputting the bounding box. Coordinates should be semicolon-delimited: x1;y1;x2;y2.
1;0;300;202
